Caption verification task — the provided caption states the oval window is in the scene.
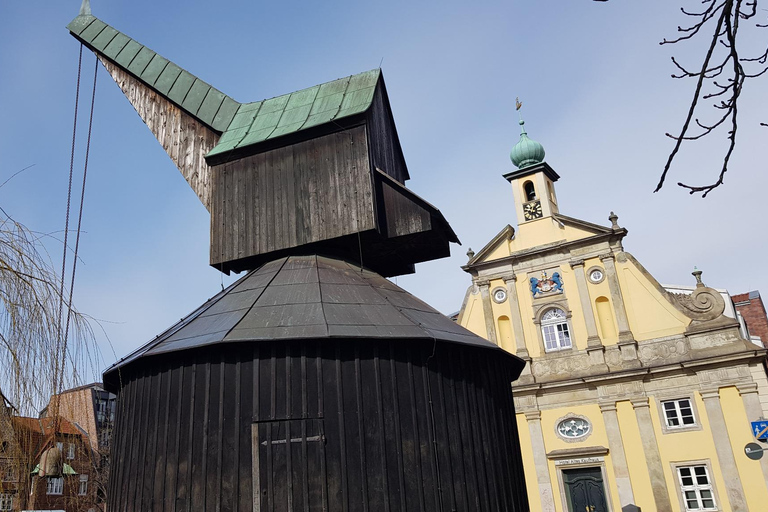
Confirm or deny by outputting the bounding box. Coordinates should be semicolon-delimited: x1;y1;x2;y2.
556;417;591;439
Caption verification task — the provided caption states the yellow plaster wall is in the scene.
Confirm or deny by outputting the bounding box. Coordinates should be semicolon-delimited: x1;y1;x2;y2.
461;292;487;340
719;386;768;508
649;392;733;512
616;259;689;340
540;405;621;512
615;401;656;512
557;267;588;351
506;220;596;255
583;258;619;345
516;276;541;358
516;413;542;512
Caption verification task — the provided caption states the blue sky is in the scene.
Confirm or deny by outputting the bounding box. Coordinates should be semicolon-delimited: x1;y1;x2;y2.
1;1;766;378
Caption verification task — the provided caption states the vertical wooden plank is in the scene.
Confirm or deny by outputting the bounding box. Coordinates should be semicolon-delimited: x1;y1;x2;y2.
112;377;137;511
153;368;171;511
404;347;427;512
335;348;349;512
258;152;270;254
300;347;310;512
252;423;261;512
131;369;152;511
206;360;222;511
165;365;184;512
354;347;370;512
184;363;198;512
285;346;294;512
292;145;307;247
316;344;328;512
418;348;441;511
435;353;461;512
451;353;482;512
373;348;391;512
216;359;227;512
386;345;407;512
252;347;261;512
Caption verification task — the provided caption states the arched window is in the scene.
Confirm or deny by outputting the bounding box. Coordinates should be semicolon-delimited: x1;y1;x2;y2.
523;180;537;202
541;308;571;352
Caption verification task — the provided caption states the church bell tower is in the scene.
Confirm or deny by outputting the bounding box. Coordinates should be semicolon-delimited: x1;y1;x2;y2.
503;105;560;224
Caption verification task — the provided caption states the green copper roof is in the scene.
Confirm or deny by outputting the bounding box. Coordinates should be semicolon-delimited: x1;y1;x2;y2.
510;119;545;169
68;15;380;163
67;15;239;133
207;70;379;159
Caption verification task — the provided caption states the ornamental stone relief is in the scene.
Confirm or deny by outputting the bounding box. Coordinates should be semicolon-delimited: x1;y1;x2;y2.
531;352;592;379
697;366;751;386
597;381;644;400
638;337;690;364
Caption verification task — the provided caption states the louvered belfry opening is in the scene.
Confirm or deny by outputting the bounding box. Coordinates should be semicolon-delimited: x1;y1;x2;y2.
70;9;529;512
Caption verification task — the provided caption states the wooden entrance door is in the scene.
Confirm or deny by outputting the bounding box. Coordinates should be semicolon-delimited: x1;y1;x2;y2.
252;419;327;512
563;466;609;512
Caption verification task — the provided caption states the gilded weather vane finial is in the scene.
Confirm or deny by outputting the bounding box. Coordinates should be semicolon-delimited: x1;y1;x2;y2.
516;97;522;111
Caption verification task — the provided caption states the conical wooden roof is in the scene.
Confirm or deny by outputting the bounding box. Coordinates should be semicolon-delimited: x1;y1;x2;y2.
105;255;511;381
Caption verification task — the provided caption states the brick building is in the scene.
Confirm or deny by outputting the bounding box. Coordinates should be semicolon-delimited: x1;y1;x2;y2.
733;290;768;348
0;415;99;512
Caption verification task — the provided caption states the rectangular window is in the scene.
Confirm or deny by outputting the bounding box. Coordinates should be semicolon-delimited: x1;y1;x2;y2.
677;465;716;510
0;493;12;511
543;325;558;351
542;322;571;351
663;399;696;428
68;442;76;459
79;474;88;495
56;441;63;453
46;476;64;495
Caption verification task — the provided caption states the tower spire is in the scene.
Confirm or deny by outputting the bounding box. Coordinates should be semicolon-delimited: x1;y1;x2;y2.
510;99;545;169
79;0;91;16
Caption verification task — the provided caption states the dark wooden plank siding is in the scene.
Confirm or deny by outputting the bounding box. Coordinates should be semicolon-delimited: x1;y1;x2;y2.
367;84;408;184
108;341;527;512
210;126;376;268
380;179;432;238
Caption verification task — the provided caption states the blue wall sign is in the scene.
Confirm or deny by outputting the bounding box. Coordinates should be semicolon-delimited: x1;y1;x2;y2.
751;421;768;440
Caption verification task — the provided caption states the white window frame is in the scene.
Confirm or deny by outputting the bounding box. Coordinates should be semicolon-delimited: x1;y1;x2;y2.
657;394;703;434
662;398;697;429
46;476;64;495
540;308;572;352
67;442;76;459
0;493;12;511
56;441;63;453
673;463;718;511
79;474;88;495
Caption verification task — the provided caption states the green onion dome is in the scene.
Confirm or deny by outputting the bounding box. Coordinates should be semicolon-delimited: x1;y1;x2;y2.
510;119;545;169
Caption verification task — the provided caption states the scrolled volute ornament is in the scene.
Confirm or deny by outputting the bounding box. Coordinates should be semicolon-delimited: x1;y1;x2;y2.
667;269;725;321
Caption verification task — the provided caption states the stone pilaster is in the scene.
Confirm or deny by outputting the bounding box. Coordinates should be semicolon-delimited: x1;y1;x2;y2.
600;253;639;365
524;411;556;512
599;401;635;508
570;259;606;368
738;383;768;488
477;279;498;345
631;397;672;512
504;273;529;358
699;388;748;511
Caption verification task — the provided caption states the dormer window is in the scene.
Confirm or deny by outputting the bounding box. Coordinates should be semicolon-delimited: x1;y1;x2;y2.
524;181;537;201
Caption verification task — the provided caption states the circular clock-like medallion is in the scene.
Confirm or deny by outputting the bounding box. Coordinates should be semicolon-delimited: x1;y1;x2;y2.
523;200;543;221
492;287;507;304
587;266;605;284
556;417;591;440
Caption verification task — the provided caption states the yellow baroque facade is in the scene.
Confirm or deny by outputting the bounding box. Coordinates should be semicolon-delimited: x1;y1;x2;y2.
457;125;768;512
